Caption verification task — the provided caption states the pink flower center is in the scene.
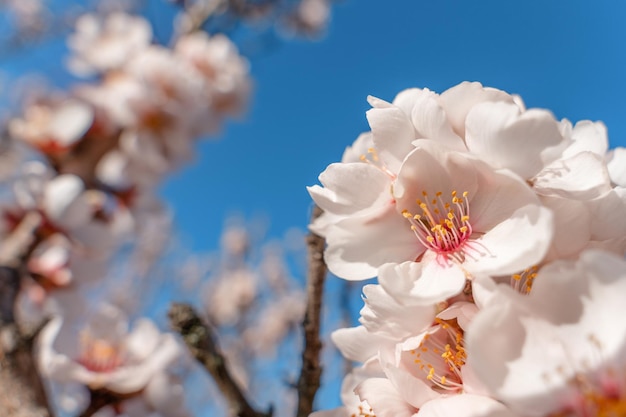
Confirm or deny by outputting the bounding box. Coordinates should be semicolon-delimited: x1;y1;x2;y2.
77;331;124;373
402;190;472;256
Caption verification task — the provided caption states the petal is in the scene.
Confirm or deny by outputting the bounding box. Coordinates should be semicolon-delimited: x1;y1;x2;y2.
308;162;392;216
464;205;554;276
532;152;611;200
355;378;416;417
324;205;419;280
417;394;518;417
561;120;608;158
331;326;381;363
393;141;479;212
378;259;466;305
606;147;626;187
409;88;465;151
438;81;516;138
465;101;566;179
366;98;416;172
43;175;92;229
539;195;590;260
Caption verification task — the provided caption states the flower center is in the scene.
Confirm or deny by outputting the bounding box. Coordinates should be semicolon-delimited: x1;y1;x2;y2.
410;318;466;392
510;266;538;294
402;190;472;256
360;147;396;178
77;330;124;373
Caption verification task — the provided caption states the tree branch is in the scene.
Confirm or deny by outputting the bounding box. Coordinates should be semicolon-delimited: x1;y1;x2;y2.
295;204;327;417
168;303;272;417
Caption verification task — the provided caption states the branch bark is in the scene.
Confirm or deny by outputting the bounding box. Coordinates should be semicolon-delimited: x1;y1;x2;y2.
168;303;272;417
295;204;327;417
0;212;53;417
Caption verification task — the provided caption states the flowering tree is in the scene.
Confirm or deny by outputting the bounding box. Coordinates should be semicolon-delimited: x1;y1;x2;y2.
2;2;626;417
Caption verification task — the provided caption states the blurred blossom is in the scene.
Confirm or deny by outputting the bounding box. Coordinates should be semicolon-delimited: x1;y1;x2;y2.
220;224;250;258
8;98;94;154
67;12;152;77
243;291;305;356
203;268;258;326
38;302;184;395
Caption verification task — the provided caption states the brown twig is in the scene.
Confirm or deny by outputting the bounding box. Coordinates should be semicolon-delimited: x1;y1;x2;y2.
168;303;272;417
295;204;327;417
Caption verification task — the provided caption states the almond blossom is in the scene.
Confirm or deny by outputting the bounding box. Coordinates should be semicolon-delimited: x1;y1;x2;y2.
67;12;153;77
38;302;184;394
467;250;626;417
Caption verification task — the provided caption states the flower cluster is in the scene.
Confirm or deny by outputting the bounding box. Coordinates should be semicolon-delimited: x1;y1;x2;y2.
0;10;253;416
309;81;626;417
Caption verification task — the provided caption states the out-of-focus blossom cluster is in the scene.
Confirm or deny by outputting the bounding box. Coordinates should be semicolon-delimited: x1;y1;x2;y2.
165;217;308;416
173;0;332;41
0;9;255;417
308;81;626;417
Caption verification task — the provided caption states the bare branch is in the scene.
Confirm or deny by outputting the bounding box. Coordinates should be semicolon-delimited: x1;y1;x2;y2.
0;272;52;416
168;303;272;417
296;204;327;417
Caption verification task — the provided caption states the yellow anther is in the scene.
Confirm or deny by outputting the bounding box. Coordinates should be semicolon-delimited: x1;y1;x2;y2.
460;226;468;233
436;191;442;197
462;191;468;197
461;215;469;222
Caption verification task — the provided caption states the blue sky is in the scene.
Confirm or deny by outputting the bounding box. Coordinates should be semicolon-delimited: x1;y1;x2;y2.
161;0;626;252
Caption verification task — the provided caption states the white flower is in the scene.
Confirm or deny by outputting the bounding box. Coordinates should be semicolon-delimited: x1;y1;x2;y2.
38;303;183;394
67;13;152;76
323;140;553;304
9;99;93;152
467;250;626;416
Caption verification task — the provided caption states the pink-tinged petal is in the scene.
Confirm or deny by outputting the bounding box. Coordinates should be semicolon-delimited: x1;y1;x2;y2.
539;195;590;261
341;132;374;163
409;88;465;151
359;283;436;340
468;163;538;233
125;319;160;361
43;175;92;229
416;394;518;417
384;366;440;409
391;88;423;116
438;81;516;138
465;101;565;179
466;297;570;416
49;100;93;147
561;120;608;158
588;187;626;241
366;99;416;172
331;326;381;363
107;333;183;393
437;301;478;331
324;206;419;280
464;205;553;276
378;259;466;306
308;162;392;216
606;147;626;187
394;141;478;211
144;373;191;417
355;378;417;417
533;152;611;200
309;408;350;417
